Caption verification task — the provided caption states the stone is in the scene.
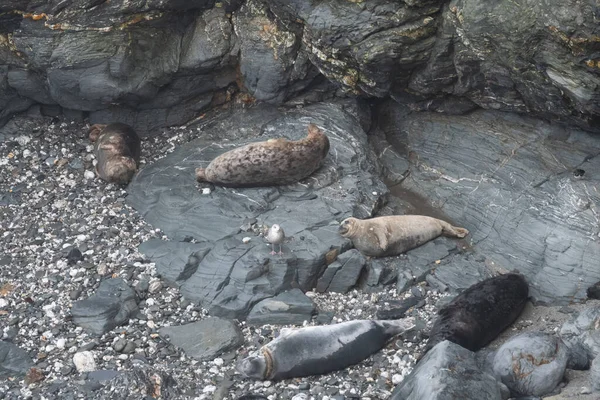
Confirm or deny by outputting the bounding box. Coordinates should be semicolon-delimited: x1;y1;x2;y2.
71;278;139;335
590;356;600;392
491;332;568;397
159;317;243;361
0;341;33;379
130;101;385;319
376;296;420;320
246;288;316;326
316;249;366;294
390;340;507;400
72;351;96;373
560;306;600;363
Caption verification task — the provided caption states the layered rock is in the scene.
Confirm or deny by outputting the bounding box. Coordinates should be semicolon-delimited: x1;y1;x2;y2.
1;0;598;131
129;101;387;319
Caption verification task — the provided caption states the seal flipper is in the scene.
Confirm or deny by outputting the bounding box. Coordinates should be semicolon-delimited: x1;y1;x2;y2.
439;220;469;238
377;317;415;336
374;227;389;251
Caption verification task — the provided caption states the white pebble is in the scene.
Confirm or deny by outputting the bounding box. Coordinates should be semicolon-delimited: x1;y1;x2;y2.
202;188;211;195
242;237;251;244
97;264;109;275
118;354;128;360
0;298;8;308
73;351;96;372
76;234;87;242
147;320;156;329
263;381;272;387
392;374;403;385
292;394;308;400
84;170;95;180
55;338;66;349
146;298;156;306
22;149;31;158
202;385;216;393
148;281;162;294
213;358;224;366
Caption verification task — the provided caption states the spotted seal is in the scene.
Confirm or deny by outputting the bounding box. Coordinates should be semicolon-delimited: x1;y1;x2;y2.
338;215;469;257
422;273;529;356
237;318;414;381
89;123;141;185
195;123;329;187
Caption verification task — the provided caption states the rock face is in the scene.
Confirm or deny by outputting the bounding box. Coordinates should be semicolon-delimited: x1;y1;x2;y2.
390;340;508;400
129;101;387;319
375;101;600;305
1;0;598;130
491;332;569;397
71;278;139;335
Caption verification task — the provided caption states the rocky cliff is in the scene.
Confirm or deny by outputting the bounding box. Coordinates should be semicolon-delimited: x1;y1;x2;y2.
1;0;598;132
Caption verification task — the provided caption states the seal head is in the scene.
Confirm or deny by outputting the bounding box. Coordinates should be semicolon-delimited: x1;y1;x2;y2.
338;217;358;237
237;354;268;380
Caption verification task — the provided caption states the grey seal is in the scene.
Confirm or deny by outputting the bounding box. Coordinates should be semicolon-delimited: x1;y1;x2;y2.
338;215;469;257
422;273;529;356
195;123;330;187
237;318;414;380
89;123;141;185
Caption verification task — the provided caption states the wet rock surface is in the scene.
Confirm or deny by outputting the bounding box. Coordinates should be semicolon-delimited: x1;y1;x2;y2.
128;101;386;319
375;100;600;305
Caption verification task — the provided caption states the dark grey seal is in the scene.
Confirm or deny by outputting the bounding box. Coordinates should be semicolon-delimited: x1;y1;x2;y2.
89;123;141;185
237;318;414;380
422;273;529;356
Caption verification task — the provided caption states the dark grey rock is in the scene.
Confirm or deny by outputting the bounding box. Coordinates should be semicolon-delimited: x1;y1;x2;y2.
376;101;600;305
138;240;212;287
491;332;568;397
71;278;139;335
360;258;398;293
376;296;420;320
159;317;243;361
0;341;33;379
316;249;366;294
390;340;508;400
130;101;386;319
591;356;600;392
246;288;315;326
560;306;600;362
233;0;317;103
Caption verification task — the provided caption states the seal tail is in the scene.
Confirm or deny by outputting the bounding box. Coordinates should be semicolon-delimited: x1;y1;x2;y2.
378;317;415;336
195;167;208;182
440;221;469;238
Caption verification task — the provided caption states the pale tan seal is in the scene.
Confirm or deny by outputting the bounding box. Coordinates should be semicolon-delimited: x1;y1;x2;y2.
338;215;469;257
195;123;329;187
89;123;141;185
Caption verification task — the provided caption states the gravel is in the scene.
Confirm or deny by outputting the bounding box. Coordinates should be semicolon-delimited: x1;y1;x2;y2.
2;114;591;399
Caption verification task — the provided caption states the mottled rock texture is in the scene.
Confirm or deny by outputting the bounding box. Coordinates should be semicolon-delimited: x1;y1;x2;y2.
1;0;598;131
